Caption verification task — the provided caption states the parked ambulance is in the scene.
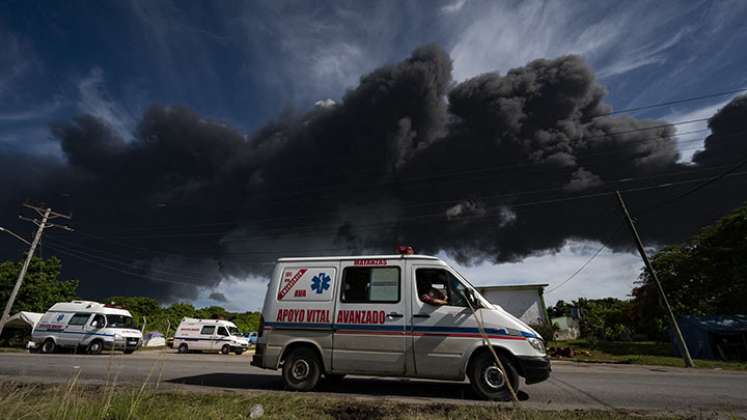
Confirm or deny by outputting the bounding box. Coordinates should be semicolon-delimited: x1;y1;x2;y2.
251;250;550;400
31;300;142;354
173;318;249;355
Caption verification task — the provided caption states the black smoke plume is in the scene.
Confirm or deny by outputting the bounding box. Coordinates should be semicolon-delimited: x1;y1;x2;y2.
1;45;745;302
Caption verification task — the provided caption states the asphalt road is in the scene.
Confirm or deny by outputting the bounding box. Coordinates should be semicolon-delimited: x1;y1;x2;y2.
1;351;746;415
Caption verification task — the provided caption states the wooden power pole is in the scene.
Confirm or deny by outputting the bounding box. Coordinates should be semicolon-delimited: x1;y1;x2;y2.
0;204;72;336
616;191;695;368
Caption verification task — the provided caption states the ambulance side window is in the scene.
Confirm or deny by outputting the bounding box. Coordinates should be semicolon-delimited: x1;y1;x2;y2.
217;327;229;336
341;267;400;303
68;313;91;326
90;314;106;328
200;326;215;335
416;269;468;307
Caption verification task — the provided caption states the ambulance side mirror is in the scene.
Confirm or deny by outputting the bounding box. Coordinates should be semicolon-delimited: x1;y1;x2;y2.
464;289;481;309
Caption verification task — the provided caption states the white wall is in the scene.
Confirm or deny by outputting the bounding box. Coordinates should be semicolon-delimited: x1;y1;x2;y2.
482;289;546;325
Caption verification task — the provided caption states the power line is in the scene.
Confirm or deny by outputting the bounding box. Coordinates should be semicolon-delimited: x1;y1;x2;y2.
544;156;747;295
72;122;743;238
46;169;747;271
599;87;746;117
103;126;719;235
75;116;715;221
49;168;747;293
106;165;747;242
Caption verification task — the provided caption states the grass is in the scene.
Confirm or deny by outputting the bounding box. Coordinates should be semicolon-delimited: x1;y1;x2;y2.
550;339;747;370
0;381;695;420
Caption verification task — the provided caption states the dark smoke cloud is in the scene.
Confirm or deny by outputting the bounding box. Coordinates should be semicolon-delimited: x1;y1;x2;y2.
1;46;745;302
208;292;227;303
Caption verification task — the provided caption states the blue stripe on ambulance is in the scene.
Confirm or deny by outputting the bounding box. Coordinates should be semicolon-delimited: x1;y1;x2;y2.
263;322;537;338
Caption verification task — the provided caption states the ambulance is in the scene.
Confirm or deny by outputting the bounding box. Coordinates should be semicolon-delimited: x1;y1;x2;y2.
31;300;142;354
173;318;249;355
251;249;551;400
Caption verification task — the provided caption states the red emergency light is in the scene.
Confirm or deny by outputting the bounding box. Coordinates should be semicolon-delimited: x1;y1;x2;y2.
396;245;415;255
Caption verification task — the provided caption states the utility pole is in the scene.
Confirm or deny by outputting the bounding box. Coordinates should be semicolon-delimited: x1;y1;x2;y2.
0;204;73;336
616;191;695;368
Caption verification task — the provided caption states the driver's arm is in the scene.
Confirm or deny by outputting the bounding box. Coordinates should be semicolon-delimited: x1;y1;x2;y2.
421;292;448;306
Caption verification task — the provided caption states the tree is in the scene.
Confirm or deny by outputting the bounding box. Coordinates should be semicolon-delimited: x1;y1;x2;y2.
230;311;260;332
576;298;635;341
632;203;747;339
107;296;163;330
0;257;78;313
547;300;574;319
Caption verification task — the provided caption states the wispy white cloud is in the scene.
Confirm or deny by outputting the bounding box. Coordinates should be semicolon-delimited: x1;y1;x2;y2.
449;2;690;82
661;97;737;162
0;126;63;158
0;32;32;97
77;67;135;140
193;275;268;312
441;0;467;14
0;99;62;123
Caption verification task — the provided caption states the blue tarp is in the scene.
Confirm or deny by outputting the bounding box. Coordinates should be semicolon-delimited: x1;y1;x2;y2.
672;315;747;360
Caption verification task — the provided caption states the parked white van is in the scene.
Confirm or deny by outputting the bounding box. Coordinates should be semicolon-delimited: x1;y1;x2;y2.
32;300;142;354
251;252;550;400
173;318;249;355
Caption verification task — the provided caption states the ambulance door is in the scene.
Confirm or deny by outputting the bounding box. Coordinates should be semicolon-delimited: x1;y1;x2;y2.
332;259;407;375
64;312;92;347
409;265;476;380
199;325;216;351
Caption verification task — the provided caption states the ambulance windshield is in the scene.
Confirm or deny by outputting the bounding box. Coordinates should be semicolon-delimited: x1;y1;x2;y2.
228;326;241;336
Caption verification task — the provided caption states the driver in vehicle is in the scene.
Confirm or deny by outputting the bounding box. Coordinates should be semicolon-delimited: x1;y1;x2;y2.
417;277;448;306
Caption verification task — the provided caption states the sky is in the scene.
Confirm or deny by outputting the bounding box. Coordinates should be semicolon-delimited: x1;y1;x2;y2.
2;0;747;312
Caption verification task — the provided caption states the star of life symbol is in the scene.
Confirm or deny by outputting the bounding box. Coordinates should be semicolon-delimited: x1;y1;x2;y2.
311;273;331;294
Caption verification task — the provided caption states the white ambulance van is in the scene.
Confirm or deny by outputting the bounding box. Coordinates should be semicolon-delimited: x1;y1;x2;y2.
32;300;142;354
251;251;550;400
173;318;249;355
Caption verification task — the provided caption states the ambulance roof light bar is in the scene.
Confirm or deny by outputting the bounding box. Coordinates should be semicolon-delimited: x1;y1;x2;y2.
396;245;415;256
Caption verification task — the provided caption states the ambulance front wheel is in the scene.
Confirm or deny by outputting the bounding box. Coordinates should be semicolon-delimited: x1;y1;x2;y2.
282;347;321;392
469;351;519;401
221;344;231;355
178;343;189;354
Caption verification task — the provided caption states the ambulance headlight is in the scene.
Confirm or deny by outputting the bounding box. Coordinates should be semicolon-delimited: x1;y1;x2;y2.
527;337;546;354
114;334;123;341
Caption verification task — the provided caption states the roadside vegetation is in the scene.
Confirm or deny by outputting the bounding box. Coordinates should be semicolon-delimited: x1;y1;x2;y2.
0;256;260;347
0;381;695;420
544;204;747;369
549;339;747;370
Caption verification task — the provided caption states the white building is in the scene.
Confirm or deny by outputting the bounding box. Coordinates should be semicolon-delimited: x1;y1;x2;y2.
551;316;581;340
476;284;549;326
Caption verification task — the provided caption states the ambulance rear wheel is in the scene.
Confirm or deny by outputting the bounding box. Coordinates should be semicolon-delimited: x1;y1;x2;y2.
221;344;231;355
469;351;519;401
41;339;56;354
178;343;189;353
282;347;321;391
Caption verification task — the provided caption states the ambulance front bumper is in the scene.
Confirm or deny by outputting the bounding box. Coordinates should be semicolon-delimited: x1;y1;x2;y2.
516;356;551;384
104;337;140;351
